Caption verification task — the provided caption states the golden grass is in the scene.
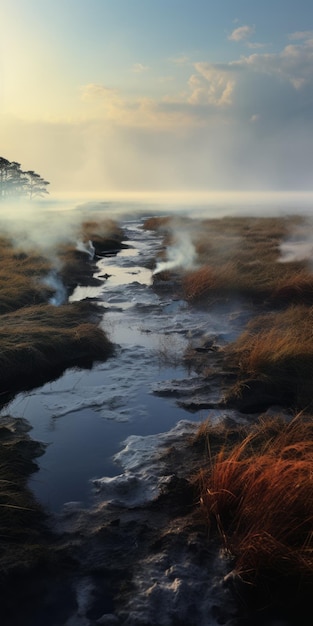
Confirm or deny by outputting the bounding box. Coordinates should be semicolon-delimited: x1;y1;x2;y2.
142;216;172;232
0;219;122;398
0;302;113;396
80;218;124;253
182;256;313;304
0;238;53;313
194;414;313;608
146;214;313;305
223;304;313;408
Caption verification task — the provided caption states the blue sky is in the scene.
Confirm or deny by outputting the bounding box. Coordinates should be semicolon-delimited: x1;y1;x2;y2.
1;0;313;197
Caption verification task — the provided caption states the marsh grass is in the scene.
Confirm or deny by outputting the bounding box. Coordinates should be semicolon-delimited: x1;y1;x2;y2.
223;304;313;408
80;218;124;254
0;217;123;599
194;414;313;611
0;230;118;406
0;237;53;313
0;217;124;398
145;214;313;305
0;302;113;397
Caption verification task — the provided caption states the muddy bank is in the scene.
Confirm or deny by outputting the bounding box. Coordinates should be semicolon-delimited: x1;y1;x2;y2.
0;419;239;626
0;225;126;404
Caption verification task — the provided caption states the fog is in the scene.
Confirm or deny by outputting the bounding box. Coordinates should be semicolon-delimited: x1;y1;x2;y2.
1;190;313;257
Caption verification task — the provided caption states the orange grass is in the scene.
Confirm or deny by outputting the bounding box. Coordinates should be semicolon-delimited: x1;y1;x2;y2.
147;214;313;305
0;237;53;313
0;302;113;397
223;304;313;408
182;257;313;304
142;216;173;232
80;218;124;253
195;414;313;603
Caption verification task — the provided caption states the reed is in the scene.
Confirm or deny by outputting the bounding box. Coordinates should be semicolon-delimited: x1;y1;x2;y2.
147;214;313;305
223;304;313;408
0;238;53;313
194;414;313;611
80;218;124;253
0;302;113;397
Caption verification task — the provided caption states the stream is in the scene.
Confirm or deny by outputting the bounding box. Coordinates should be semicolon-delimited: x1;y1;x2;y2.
1;214;294;626
3;217;229;513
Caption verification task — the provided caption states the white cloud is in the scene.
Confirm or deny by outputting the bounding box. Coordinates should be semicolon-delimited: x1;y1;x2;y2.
246;42;268;50
188;63;235;106
9;36;313;196
80;84;120;102
288;31;313;41
132;63;149;73
234;42;313;89
228;25;255;42
170;55;190;65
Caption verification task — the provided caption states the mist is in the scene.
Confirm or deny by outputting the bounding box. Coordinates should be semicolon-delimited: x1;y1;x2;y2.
279;217;313;265
153;227;197;275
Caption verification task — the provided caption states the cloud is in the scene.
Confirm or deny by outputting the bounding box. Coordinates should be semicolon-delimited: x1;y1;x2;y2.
234;42;313;89
228;25;255;42
288;31;313;41
80;83;122;106
246;42;268;50
188;63;235;106
80;83;196;129
132;63;149;73
170;55;190;65
5;36;313;196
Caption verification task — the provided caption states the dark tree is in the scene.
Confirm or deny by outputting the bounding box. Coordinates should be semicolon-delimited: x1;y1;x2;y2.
24;171;50;199
0;157;50;200
0;157;10;198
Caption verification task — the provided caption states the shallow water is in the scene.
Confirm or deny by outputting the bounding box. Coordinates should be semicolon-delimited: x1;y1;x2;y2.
2;213;292;626
5;218;247;512
4;219;217;512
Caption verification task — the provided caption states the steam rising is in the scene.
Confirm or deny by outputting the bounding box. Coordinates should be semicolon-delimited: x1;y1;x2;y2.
279;218;313;264
76;239;95;259
153;230;197;275
42;271;68;306
0;200;106;308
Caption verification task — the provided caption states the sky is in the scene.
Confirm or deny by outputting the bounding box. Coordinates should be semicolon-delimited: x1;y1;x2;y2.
1;0;313;199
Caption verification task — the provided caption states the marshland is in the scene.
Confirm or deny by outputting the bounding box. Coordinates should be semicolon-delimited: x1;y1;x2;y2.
1;203;313;625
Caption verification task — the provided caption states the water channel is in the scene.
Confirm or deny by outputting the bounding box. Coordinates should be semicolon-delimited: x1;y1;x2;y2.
3;218;218;512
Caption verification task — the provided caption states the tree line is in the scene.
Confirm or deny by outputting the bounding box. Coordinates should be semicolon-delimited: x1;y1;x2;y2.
0;157;50;200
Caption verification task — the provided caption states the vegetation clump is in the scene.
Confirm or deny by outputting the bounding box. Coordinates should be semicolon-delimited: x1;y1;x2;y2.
146;214;313;305
194;414;313;618
0;301;113;400
0;215;124;402
0;237;53;314
80;218;124;254
223;304;313;410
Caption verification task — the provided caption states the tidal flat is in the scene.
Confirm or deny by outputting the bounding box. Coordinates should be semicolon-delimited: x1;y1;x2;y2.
1;209;313;625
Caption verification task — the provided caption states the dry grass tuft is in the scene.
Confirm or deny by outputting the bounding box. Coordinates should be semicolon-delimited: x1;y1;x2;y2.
194;414;313;608
146;214;313;305
142;216;173;232
0;302;113;397
80;218;124;253
0;238;53;314
223;304;313;408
